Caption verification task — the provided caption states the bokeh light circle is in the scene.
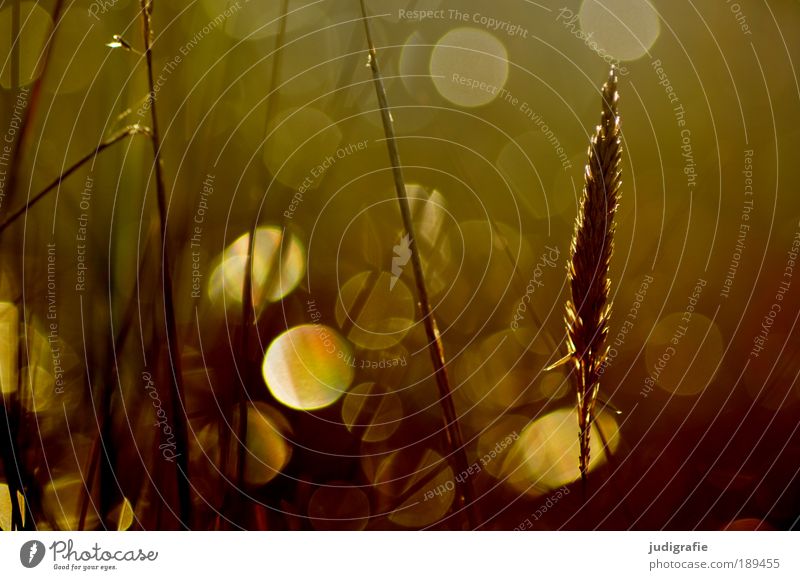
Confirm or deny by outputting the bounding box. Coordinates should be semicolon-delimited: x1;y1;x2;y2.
263;325;355;410
430;28;509;108
208;226;306;311
578;0;661;62
241;404;293;486
335;271;416;350
0;1;51;89
503;408;621;494
341;382;403;442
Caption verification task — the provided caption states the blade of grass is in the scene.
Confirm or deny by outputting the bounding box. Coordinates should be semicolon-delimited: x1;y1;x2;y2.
0;0;72;517
222;0;291;529
79;224;161;530
358;0;476;529
442;125;626;461
139;0;191;528
0;399;25;530
4;0;66;210
11;0;20;91
0;125;150;235
3;6;66;525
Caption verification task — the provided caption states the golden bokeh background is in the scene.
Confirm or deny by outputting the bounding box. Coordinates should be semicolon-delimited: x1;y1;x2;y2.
0;0;798;530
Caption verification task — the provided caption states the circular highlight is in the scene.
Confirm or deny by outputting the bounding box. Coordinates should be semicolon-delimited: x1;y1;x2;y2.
263;325;355;410
209;226;306;312
241;404;292;486
0;2;51;89
335;271;416;350
366;448;454;528
430;28;509;107
503;408;621;494
578;0;660;62
341;382;403;442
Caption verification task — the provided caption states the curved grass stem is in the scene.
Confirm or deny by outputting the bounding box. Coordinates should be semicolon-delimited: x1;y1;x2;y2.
139;0;191;528
0;125;150;235
358;0;476;529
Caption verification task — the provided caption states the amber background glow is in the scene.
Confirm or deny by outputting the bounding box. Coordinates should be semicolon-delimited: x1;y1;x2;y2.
1;0;799;530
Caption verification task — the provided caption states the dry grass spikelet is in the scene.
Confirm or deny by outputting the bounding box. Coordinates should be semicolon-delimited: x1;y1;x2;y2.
560;67;622;487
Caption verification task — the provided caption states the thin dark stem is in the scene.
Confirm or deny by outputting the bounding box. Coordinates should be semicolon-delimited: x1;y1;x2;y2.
0;1;65;526
89;237;158;530
4;0;65;210
11;0;20;90
358;0;476;529
236;217;256;484
259;0;290;155
1;328;36;530
139;0;191;529
0;125;149;235
97;368;118;527
0;400;24;530
78;435;101;530
225;0;290;528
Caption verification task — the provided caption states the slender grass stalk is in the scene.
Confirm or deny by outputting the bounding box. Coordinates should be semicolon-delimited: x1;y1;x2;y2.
240;0;290;488
0;0;66;532
77;435;101;530
97;368;117;528
139;0;191;528
561;67;622;490
358;0;476;529
0;126;150;235
6;317;37;530
2;122;149;526
0;122;148;530
215;0;292;530
4;0;65;209
442;126;625;462
80;225;161;530
0;399;25;530
11;0;20;90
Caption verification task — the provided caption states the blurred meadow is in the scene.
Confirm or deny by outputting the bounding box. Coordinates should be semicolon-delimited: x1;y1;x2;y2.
1;0;799;530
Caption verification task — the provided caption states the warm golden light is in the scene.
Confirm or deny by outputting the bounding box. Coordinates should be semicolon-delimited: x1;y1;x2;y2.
341;382;403;442
578;0;661;61
430;28;509;108
263;107;343;190
263;325;355;410
335;271;415;350
0;302;18;395
208;226;306;313
503;408;621;494
0;483;25;531
241;403;293;486
0;2;50;88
